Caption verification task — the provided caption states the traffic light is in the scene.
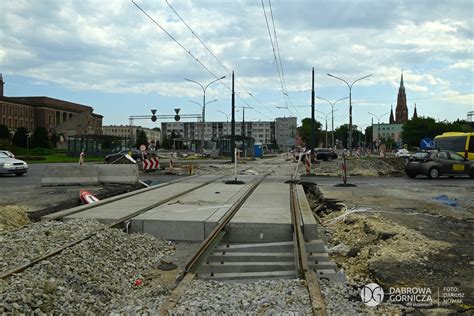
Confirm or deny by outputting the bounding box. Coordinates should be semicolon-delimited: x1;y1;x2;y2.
174;108;181;122
151;109;157;122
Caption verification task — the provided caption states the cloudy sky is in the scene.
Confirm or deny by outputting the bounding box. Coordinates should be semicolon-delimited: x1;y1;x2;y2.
1;0;473;130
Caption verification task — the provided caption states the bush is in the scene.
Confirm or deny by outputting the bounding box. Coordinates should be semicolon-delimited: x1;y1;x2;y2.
12;127;29;148
30;127;51;149
0;124;10;139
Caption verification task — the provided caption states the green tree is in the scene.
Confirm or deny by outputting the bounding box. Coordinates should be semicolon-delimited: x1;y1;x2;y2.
30;127;51;148
401;117;443;147
135;129;149;149
365;125;373;144
0;124;10;139
298;118;322;147
12;127;29;148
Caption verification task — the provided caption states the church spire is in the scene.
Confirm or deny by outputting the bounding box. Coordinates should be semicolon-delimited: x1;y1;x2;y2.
413;103;418;119
389;105;395;124
395;72;408;123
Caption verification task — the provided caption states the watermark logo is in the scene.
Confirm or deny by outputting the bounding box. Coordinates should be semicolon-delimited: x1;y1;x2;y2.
361;283;384;307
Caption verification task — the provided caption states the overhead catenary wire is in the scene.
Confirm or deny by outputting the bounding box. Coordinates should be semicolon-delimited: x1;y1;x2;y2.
164;0;276;119
132;0;274;120
261;0;296;117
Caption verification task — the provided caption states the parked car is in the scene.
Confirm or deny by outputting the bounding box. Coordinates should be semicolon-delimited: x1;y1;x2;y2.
294;148;338;162
405;150;474;179
394;148;410;158
0;152;28;176
314;148;338;161
105;149;144;163
0;150;15;158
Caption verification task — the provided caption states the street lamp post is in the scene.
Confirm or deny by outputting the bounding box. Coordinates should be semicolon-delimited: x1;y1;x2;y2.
185;76;226;154
368;111;390;151
327;73;373;154
316;96;348;148
316;109;338;148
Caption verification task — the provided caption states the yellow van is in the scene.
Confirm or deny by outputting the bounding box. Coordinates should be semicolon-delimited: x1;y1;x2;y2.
434;132;474;160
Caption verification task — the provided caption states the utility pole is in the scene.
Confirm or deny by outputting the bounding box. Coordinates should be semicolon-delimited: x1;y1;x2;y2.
311;67;315;160
231;71;236;163
184;75;225;155
327;73;373;154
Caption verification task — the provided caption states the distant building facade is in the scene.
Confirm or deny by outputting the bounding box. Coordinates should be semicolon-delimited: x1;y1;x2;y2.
161;117;297;151
0;74;103;145
372;123;403;144
102;125;161;146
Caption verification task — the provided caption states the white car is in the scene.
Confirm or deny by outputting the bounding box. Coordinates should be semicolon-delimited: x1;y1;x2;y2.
394;148;410;158
0;150;15;158
0;152;28;176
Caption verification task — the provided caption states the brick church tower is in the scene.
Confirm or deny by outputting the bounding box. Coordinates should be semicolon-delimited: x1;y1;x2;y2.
395;72;408;123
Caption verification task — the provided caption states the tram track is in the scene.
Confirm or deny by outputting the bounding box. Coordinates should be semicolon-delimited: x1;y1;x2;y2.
0;174;228;280
160;178;328;315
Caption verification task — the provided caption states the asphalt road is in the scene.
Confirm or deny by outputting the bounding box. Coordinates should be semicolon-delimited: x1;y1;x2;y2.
1;162;472;190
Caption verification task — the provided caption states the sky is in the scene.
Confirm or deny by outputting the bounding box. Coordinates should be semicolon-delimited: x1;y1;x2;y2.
1;0;473;131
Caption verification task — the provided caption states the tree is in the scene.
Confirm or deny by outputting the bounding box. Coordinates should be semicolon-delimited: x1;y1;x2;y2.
12;127;29;148
0;124;10;139
135;129;149;149
298;118;322;147
30;127;51;148
365;125;373;146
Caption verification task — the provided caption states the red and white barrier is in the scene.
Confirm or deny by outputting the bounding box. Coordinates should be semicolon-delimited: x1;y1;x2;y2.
143;157;159;171
169;154;174;172
305;153;311;174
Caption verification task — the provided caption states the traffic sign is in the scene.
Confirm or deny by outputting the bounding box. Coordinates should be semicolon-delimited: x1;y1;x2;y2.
420;137;434;150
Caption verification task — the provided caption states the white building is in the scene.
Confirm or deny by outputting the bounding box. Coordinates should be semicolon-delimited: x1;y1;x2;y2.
102;125;161;146
161;117;297;150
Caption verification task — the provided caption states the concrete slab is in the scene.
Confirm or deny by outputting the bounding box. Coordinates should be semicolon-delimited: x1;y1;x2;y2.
197;270;297;281
97;164;139;184
225;183;293;243
64;182;201;224
41;165;99;186
130;182;252;241
297;185;318;241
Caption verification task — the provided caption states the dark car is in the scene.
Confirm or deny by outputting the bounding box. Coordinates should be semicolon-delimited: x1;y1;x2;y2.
313;148;338;161
405;150;474;179
105;149;144;163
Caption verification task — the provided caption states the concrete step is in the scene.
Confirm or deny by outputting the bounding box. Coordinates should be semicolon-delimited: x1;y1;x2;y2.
199;262;296;274
308;261;338;270
305;240;326;253
315;269;347;283
208;252;294;263
197;270;298;281
308;252;331;263
214;241;294;253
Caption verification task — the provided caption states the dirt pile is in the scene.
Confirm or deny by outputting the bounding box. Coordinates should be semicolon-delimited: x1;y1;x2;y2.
0;205;30;232
316;157;405;177
321;210;451;284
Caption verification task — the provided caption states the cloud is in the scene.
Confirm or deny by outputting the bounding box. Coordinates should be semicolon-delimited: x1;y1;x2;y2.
0;0;472;123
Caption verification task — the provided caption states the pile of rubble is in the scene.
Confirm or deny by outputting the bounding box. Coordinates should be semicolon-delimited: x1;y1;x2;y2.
0;205;30;232
0;220;174;314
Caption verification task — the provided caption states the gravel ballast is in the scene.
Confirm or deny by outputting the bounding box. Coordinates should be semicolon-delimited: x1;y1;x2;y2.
0;220;174;314
170;279;312;314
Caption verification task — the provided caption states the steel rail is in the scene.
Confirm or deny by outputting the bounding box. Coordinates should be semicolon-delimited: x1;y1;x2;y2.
1;175;228;280
160;174;269;313
290;183;327;316
5;174;202;235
